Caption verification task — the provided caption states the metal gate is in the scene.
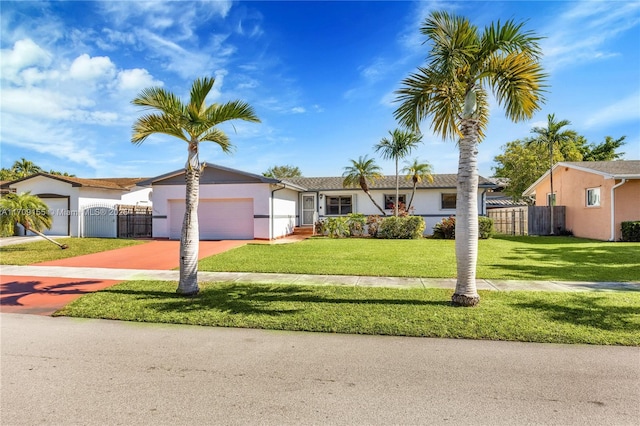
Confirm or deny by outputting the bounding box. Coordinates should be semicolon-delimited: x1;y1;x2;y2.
117;205;152;238
82;203;117;238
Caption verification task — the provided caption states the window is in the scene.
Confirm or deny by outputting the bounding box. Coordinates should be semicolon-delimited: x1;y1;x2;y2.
586;188;600;207
384;194;407;210
441;193;456;209
546;193;556;206
326;196;352;215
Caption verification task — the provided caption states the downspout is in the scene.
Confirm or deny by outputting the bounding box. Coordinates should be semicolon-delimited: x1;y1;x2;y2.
271;183;286;240
481;189;488;216
610;179;626;242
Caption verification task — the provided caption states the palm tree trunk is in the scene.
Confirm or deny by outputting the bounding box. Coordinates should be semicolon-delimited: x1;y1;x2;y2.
25;226;68;249
395;158;399;217
407;183;417;211
178;145;201;296
549;143;554;235
364;189;387;216
452;118;480;307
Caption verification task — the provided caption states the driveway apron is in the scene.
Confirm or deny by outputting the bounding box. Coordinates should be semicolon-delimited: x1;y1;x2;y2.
1;240;246;315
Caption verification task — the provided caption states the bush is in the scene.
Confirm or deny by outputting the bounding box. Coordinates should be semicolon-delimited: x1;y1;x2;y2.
325;217;350;238
432;216;494;239
621;221;640;242
478;216;495;239
366;215;383;238
376;216;425;239
432;216;456;239
346;213;366;236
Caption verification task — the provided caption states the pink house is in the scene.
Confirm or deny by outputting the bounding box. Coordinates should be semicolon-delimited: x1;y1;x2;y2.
523;161;640;241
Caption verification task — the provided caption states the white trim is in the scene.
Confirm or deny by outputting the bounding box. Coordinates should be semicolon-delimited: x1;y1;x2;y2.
610;179;626;241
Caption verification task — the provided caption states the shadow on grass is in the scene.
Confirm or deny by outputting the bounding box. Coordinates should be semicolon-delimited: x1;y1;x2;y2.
100;283;451;317
514;294;640;332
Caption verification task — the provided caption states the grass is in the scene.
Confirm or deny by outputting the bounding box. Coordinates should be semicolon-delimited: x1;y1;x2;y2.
55;280;640;346
0;238;146;265
199;235;640;282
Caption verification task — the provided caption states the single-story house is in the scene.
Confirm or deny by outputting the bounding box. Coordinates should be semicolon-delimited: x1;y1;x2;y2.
523;161;640;241
8;173;151;237
145;163;496;240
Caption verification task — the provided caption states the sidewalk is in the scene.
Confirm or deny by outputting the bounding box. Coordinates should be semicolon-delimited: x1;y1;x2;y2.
2;264;638;292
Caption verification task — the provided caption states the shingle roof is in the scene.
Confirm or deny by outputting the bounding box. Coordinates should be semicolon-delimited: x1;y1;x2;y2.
7;173;148;190
559;160;640;176
286;174;496;191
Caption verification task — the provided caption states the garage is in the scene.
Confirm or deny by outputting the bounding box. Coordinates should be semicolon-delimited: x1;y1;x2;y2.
40;197;70;236
169;198;254;240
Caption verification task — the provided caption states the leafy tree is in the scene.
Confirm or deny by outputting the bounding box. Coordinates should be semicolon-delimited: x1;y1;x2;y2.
394;11;545;306
527;114;577;234
11;158;42;178
342;155;387;216
579;135;626;161
263;165;302;179
132;77;260;295
49;170;76;177
0;192;68;248
374;129;422;216
401;158;434;211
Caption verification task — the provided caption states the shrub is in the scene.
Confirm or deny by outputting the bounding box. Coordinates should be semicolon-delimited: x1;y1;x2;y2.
432;216;494;239
478;216;495;239
366;215;383;237
377;216;425;239
432;216;456;239
621;221;640;242
325;217;350;238
346;213;366;236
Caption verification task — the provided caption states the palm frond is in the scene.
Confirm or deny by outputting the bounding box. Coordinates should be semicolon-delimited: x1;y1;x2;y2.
205;100;261;126
131;87;185;116
132;113;187;145
199;128;234;154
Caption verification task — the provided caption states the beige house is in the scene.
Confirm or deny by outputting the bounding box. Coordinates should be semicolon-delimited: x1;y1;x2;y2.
523;161;640;241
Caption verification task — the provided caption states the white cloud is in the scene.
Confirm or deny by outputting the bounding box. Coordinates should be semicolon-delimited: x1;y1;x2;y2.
69;54;116;81
291;107;306;114
117;68;163;92
0;38;52;84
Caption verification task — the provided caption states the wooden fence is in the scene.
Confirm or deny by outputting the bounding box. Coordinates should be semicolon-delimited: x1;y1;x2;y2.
488;206;566;236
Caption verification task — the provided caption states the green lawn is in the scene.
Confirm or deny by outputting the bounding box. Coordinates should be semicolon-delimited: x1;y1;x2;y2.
199;236;640;282
55;280;640;346
0;238;146;265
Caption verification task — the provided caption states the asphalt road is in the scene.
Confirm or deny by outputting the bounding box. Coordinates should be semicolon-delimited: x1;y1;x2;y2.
1;313;638;425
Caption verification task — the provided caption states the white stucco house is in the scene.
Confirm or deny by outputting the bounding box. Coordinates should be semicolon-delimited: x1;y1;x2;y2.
145;164;496;240
8;173;152;237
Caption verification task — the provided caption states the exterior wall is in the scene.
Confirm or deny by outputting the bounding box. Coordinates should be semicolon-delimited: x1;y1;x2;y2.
531;167;640;240
316;187;487;235
271;188;298;239
10;176;79;236
151;183;274;239
121;186;153;205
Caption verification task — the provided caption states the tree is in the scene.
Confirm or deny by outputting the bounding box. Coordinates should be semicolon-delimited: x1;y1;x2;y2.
395;11;546;306
580;135;626;161
342;155;387;216
401;158;434;211
11;158;42;178
263;165;302;179
132;77;260;295
0;192;68;248
527;114;576;234
374;129;423;216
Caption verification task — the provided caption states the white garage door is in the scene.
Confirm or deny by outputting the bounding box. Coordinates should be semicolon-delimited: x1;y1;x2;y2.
41;198;69;236
169;198;254;240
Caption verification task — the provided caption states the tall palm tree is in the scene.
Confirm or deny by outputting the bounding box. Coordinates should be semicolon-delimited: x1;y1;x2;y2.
394;11;546;306
527;114;576;234
0;192;68;249
342;155;386;216
401;158;434;211
12;158;42;178
374;129;423;216
132;77;260;296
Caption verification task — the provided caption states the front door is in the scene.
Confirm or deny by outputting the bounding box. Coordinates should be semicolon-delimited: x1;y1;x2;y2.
301;194;316;226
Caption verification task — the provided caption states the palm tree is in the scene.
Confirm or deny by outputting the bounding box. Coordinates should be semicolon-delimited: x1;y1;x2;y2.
374;129;423;216
12;158;42;178
342;155;386;216
527;114;576;234
0;192;68;249
394;11;546;306
132;77;260;296
401;158;434;211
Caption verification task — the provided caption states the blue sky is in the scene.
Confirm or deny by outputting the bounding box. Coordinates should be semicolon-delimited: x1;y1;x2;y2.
1;0;639;180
